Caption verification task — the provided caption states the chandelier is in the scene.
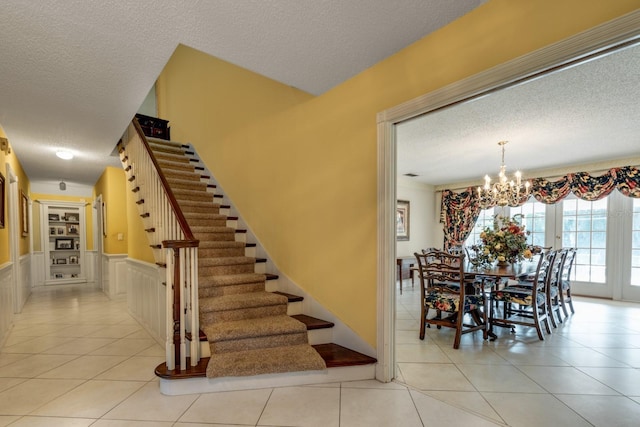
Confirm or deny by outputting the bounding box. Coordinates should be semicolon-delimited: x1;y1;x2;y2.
477;141;530;208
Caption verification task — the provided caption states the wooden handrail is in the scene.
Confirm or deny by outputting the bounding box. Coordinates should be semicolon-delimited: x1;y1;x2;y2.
130;118;196;242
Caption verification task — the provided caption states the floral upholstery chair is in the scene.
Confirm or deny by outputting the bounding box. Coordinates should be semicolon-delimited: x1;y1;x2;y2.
489;250;553;340
414;250;488;349
559;248;577;316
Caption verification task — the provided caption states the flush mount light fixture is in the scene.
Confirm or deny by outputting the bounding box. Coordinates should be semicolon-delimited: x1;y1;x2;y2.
59;181;66;191
56;150;74;160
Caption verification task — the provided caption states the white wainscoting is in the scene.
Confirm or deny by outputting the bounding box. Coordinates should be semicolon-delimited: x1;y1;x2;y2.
125;258;166;346
102;254;128;298
84;250;96;284
0;263;14;348
31;251;44;287
16;254;31;313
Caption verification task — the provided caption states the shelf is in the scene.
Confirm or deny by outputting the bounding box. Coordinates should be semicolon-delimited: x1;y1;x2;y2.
43;203;86;286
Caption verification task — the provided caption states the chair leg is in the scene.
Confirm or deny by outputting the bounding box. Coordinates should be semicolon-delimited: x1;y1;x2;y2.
419;306;428;340
566;290;575;314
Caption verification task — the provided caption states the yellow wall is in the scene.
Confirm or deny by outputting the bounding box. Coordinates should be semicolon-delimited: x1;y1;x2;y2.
94;167;138;256
156;0;639;347
0;126;31;262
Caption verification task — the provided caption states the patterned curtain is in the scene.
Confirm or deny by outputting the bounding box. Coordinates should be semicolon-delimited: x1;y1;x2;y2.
441;166;640;246
532;176;572;204
616;166;640;198
569;170;617;201
440;188;481;249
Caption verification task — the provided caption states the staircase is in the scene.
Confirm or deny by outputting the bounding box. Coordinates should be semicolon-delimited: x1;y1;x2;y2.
118;119;376;394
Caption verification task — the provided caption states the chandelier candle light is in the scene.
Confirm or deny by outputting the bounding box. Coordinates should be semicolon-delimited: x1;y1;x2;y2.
478;141;531;209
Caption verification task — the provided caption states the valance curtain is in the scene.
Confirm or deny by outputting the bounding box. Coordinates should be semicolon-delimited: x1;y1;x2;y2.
441;166;640;247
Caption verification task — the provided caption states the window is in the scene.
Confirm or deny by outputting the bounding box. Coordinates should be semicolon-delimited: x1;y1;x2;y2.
632;198;640;286
562;197;607;283
511;200;546;247
465;208;495;248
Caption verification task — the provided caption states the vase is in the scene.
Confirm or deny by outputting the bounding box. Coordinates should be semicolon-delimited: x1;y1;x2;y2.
496;260;509;267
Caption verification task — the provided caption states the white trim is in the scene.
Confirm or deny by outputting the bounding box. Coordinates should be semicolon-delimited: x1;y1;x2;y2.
376;10;640;382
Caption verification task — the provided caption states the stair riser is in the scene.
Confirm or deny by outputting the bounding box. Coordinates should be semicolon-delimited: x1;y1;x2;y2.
286;300;303;316
149;144;185;155
191;219;228;228
160;165;195;174
155;153;190;163
199;282;265;298
201;304;287;323
199;247;246;258
209;331;308;354
306;329;334;345
199;264;256;276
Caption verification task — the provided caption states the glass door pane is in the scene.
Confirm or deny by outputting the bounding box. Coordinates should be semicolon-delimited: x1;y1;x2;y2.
559;196;611;297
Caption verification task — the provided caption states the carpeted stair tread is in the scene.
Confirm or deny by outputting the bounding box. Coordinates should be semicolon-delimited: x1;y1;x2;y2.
200;292;287;315
206;344;326;378
198;256;255;267
202;314;305;343
198;240;246;250
192;225;235;234
154;152;190;163
199;273;267;288
163;170;202;181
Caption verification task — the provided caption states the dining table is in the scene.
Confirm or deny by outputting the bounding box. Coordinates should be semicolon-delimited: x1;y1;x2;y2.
462;261;537;340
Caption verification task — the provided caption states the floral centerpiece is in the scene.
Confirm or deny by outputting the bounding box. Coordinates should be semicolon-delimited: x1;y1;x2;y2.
470;214;533;267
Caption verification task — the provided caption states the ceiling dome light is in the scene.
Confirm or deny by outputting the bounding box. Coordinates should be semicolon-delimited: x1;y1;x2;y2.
56;150;74;160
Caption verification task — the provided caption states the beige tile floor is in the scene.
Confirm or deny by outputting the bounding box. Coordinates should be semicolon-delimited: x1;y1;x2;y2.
0;283;504;427
396;278;640;427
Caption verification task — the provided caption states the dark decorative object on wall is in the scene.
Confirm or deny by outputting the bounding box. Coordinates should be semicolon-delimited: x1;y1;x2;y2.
135;113;170;140
0;171;4;229
20;190;28;236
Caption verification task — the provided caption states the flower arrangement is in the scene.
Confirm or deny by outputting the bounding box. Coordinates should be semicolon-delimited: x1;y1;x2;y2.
470;214;533;267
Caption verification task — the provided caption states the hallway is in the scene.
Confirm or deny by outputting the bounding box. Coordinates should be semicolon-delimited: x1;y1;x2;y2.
0;284;498;426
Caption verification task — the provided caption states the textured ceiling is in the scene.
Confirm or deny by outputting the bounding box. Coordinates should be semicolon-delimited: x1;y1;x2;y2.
397;42;640;186
0;0;486;188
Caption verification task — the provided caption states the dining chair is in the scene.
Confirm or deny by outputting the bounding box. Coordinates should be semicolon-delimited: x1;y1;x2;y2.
558;247;577;316
489;250;553;340
545;249;565;328
414;250;488;349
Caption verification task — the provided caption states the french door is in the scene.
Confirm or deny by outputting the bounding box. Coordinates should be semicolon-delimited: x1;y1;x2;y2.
552;192;640;301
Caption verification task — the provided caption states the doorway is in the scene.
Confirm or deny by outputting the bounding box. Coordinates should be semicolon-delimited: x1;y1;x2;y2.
376;16;640;382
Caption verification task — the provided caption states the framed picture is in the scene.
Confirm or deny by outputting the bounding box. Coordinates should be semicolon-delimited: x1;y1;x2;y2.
69;255;78;264
20;190;28;236
396;200;410;241
101;201;107;237
57;227;65;235
66;223;78;234
48;213;60;221
54;273;64;279
56;258;67;265
65;212;79;222
49;226;57;235
0;171;5;229
55;238;73;250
